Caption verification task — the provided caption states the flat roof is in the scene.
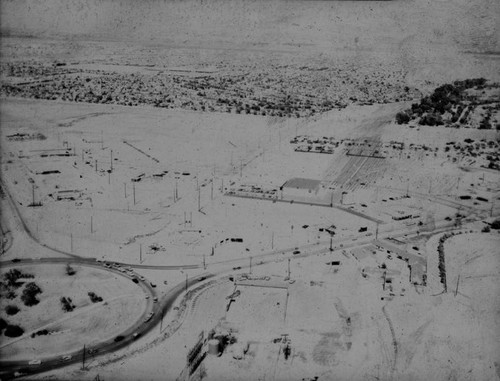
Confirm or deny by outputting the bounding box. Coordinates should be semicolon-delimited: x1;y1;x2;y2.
282;178;321;190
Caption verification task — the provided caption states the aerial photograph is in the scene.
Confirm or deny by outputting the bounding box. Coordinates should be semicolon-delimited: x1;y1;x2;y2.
0;0;499;380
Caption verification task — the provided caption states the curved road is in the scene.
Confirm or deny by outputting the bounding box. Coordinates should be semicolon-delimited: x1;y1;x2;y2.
0;256;213;379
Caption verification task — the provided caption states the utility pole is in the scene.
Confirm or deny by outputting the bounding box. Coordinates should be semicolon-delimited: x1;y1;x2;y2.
70;232;73;252
330;236;333;251
175;178;178;201
124;183;127;198
271;232;274;250
82;344;86;370
203;254;206;270
198;187;201;211
160;306;164;333
133;182;136;205
240;159;243;177
110;149;113;172
95;159;98;172
287;258;291;279
185;273;188;292
249;257;252;274
101;130;103;150
140;244;142;263
455;275;460;297
375;223;379;240
211;178;214;200
32;184;35;205
90;216;93;234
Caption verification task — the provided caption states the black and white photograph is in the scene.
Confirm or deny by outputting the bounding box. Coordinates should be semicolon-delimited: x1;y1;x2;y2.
0;0;499;380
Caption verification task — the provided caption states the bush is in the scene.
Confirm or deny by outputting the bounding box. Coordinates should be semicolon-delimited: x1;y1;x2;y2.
88;292;103;303
4;324;24;338
60;296;75;312
5;305;20;315
66;264;76;276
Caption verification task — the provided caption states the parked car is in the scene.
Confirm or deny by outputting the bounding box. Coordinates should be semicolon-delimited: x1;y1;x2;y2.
28;359;41;366
61;355;72;362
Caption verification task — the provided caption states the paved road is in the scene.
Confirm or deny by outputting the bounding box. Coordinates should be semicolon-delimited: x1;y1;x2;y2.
0;256;213;379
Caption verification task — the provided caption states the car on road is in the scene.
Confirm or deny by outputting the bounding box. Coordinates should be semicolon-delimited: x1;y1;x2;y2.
145;295;150;299
114;335;125;342
132;278;139;284
139;276;146;281
61;355;72;362
292;250;301;255
153;297;158;303
144;312;154;322
233;266;242;270
28;359;41;366
11;258;21;263
133;332;141;339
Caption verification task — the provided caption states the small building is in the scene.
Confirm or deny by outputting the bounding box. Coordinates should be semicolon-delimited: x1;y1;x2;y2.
280;177;321;198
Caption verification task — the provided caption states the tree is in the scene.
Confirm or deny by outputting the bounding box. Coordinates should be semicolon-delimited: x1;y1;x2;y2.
5;305;20;315
4;324;24;338
4;269;22;288
0;318;7;333
395;111;410;125
21;282;42;306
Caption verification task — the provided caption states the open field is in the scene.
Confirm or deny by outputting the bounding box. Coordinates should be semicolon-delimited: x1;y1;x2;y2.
0;262;147;361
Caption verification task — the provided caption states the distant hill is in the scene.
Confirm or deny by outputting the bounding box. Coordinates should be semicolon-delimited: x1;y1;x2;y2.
1;0;499;86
